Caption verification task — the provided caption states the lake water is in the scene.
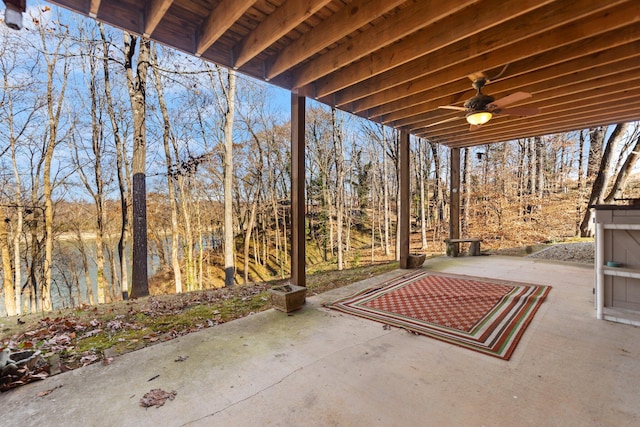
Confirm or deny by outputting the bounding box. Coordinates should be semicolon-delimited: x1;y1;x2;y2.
0;241;162;316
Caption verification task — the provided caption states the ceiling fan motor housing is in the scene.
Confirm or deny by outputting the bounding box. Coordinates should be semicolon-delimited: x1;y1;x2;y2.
464;78;495;111
464;93;495;111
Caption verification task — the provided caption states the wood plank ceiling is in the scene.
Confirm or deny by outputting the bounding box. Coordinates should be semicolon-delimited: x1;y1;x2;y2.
46;0;640;148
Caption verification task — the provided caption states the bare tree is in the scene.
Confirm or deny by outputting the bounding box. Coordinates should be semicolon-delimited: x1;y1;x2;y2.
124;33;151;298
417;138;429;249
0;30;43;315
580;123;630;236
0;204;15;315
99;23;131;300
150;45;182;294
461;147;471;236
72;28;111;303
221;69;237;287
332;108;346;270
40;17;72;312
603;125;640;203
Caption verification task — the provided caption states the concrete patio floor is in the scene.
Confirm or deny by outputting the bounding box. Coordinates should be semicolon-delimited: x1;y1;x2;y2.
1;256;639;426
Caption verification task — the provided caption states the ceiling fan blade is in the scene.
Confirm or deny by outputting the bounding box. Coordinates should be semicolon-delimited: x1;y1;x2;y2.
423;115;463;128
438;105;467;111
497;107;540;116
489;91;532;109
469;124;483;131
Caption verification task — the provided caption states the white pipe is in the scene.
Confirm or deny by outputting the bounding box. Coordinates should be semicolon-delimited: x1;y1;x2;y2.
596;221;605;320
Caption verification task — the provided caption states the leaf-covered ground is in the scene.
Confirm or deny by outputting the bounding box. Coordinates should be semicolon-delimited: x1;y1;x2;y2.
0;262;398;391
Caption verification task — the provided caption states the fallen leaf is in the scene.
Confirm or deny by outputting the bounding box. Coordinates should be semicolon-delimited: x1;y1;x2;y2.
36;384;63;397
80;353;99;366
174;355;188;362
140;389;177;408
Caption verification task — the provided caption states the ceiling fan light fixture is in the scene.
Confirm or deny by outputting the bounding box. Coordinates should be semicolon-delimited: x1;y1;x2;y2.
466;111;492;125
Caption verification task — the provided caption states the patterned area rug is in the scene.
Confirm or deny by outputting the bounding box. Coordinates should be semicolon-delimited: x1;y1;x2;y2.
327;270;551;360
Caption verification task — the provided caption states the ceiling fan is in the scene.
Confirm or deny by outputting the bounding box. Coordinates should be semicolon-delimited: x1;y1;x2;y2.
437;76;539;130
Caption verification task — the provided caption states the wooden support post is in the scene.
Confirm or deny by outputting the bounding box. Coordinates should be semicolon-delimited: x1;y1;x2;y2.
291;93;306;287
399;130;410;268
449;147;461;257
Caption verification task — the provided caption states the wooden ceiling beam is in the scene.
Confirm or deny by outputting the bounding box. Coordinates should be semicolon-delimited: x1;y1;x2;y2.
442;106;640;147
196;0;257;57
144;0;174;38
350;18;640;116
416;87;640;139
436;109;640;147
416;83;640;133
442;109;640;148
266;0;406;80
374;41;640;123
390;60;640;129
233;0;332;70
418;92;640;143
89;0;100;18
44;0;638;148
413;98;639;146
331;0;636;108
312;0;555;100
290;0;480;89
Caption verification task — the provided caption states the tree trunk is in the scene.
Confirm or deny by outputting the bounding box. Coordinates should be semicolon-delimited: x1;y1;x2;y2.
577;130;586;191
603;132;640;203
395;132;401;261
243;190;260;285
418;138;428;249
179;178;194;290
461;147;471;236
0;205;16;316
586;127;606;178
100;24;130;300
430;141;443;223
527;138;535;195
382;130;391;256
41;28;70;311
84;41;109;303
535;136;544;198
580;123;629;236
575;130;586;235
151;46;183;294
75;227;95;306
8;98;23;315
124;33;151;298
12;204;22;314
332;108;345;270
223;69;237;287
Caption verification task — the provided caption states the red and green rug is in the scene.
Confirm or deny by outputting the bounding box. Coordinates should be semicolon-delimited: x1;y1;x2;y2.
327;270;551;360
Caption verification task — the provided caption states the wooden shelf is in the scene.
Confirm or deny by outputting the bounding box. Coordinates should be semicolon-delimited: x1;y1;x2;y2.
603;223;640;230
603;307;640;327
603;266;640;279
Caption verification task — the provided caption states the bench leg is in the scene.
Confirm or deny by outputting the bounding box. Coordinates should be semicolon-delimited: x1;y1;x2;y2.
469;241;481;256
446;241;459;257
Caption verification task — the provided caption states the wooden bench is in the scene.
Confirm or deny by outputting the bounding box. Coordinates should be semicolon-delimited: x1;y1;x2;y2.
445;238;482;257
